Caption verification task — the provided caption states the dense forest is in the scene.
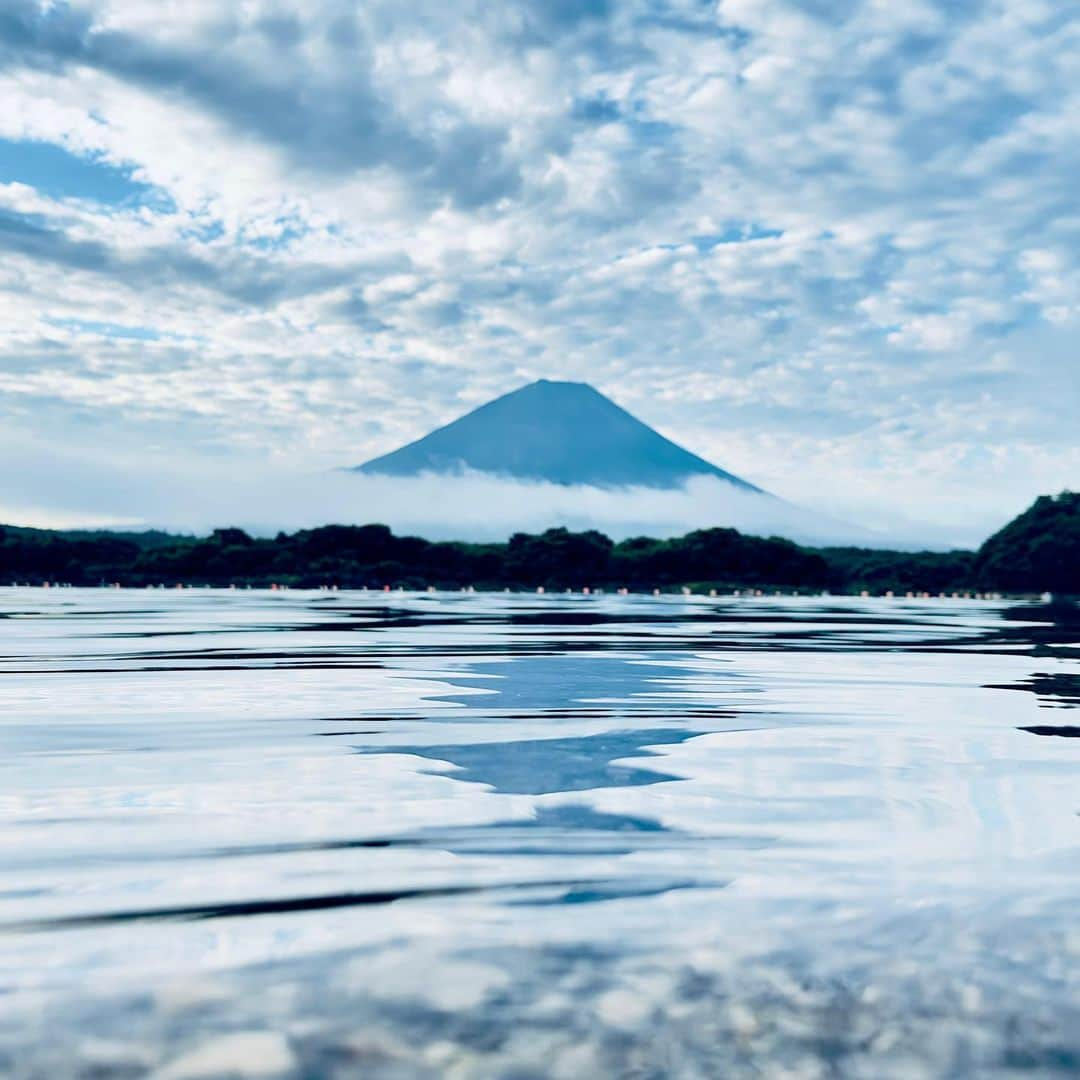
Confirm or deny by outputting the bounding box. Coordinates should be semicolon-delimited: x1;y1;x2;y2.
1;492;1076;594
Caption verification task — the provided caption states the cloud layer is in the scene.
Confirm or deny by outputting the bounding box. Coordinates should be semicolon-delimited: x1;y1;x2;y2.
0;437;880;546
0;0;1076;539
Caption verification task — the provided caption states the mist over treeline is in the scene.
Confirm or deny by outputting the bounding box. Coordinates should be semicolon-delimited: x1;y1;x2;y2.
0;465;952;548
2;493;1076;594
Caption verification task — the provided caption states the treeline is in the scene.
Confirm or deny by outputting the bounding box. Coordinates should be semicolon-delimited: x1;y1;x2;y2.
1;492;1076;594
0;523;831;590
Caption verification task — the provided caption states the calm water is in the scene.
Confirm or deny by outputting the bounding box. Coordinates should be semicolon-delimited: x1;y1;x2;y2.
1;588;1078;1078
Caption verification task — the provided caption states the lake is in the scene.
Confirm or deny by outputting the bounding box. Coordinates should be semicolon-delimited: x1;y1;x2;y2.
1;588;1078;1078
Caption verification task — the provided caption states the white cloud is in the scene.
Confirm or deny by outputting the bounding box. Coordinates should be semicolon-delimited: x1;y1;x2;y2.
0;445;871;545
0;0;1075;539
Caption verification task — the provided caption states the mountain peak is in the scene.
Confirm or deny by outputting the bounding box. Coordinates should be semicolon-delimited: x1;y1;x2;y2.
353;379;762;492
514;378;603;397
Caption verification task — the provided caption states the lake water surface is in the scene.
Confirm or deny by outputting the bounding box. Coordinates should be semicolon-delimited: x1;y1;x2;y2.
1;589;1078;1078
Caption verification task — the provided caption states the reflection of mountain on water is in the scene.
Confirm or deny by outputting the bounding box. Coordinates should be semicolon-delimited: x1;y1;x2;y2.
372;654;730;793
428;653;737;712
372;729;700;794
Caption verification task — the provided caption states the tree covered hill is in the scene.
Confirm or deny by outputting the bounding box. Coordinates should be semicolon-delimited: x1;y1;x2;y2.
973;491;1080;594
0;493;1075;594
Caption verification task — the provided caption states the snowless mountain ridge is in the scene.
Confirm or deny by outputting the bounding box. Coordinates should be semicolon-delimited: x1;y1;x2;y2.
354;379;763;492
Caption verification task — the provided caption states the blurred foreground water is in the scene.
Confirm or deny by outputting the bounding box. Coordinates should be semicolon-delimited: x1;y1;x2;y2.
1;588;1078;1078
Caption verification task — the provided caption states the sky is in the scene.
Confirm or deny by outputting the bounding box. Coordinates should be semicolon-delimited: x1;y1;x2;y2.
0;0;1076;546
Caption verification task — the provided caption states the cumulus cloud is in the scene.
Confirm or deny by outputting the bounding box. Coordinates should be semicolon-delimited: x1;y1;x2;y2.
0;0;1076;538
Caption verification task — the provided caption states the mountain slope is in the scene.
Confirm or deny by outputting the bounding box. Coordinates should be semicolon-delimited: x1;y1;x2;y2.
353;379;762;491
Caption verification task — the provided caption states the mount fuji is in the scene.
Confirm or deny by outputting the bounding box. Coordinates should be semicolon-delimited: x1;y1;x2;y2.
354;379;762;492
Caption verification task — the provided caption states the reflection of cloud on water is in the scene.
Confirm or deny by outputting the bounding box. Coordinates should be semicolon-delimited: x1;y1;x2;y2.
588;650;1080;884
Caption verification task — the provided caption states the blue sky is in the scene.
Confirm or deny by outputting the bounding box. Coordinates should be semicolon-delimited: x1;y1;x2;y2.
0;0;1076;542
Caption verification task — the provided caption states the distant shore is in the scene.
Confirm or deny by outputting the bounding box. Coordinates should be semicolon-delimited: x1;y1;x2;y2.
7;583;1064;604
2;492;1076;595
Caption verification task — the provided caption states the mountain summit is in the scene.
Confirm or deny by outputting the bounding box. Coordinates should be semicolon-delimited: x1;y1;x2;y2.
353;379;762;491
